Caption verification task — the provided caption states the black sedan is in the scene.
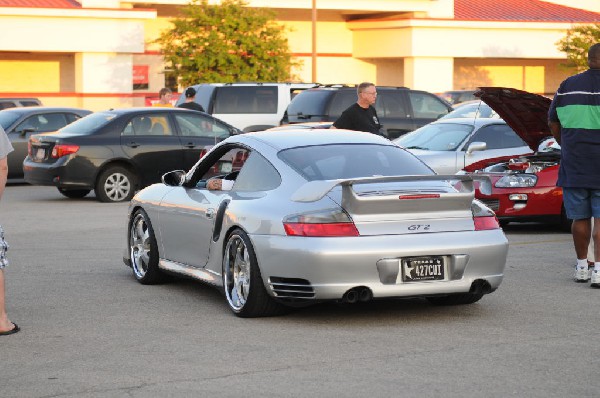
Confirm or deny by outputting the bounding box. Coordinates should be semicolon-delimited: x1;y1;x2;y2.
0;107;92;180
23;107;239;202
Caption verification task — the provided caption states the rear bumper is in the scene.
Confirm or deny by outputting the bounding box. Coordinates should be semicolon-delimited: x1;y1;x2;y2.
23;156;96;189
250;229;508;301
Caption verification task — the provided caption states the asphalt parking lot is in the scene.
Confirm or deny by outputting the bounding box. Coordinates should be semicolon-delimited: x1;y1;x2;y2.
1;185;598;397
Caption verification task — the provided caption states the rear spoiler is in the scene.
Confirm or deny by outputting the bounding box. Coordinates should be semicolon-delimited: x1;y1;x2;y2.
291;174;491;203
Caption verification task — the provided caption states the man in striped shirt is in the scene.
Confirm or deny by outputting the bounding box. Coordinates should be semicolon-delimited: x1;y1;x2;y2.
549;43;600;287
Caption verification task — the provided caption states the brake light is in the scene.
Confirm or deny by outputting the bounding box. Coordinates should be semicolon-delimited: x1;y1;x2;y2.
51;144;80;158
283;209;359;237
472;200;500;230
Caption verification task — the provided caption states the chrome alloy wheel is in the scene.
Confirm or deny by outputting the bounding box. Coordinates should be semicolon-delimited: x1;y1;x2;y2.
224;234;251;312
130;213;151;279
103;171;132;202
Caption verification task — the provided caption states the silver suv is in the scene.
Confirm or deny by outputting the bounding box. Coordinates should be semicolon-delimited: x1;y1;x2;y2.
0;97;42;110
176;83;317;132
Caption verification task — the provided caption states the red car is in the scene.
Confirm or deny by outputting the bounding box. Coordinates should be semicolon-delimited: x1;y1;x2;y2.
464;87;568;230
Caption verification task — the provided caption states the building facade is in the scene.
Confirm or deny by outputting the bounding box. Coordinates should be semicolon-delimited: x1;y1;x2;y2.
1;0;599;110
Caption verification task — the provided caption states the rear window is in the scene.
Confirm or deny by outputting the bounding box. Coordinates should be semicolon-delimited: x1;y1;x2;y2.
0;111;20;129
286;90;332;117
60;112;116;135
213;86;278;114
278;144;433;181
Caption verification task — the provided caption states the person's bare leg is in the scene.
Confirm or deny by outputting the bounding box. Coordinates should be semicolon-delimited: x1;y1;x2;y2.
593;218;600;262
0;269;14;332
572;218;592;260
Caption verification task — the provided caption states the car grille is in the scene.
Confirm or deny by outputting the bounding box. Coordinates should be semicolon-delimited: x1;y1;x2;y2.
479;199;500;211
268;277;315;299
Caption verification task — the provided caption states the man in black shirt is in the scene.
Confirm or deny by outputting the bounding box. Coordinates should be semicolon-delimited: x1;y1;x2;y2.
333;82;383;136
178;87;205;112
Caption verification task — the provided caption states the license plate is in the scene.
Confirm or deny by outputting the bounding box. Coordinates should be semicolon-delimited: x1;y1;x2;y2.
402;256;445;282
34;148;45;161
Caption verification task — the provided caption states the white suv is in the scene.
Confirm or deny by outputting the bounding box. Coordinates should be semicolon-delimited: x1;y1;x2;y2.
175;83;317;132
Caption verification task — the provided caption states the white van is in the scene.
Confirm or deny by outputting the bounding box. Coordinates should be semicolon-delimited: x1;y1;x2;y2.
175;83;316;132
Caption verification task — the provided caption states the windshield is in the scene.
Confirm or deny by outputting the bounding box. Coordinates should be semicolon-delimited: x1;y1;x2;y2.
0;111;21;130
59;112;116;135
278;143;433;181
395;123;474;151
440;102;500;120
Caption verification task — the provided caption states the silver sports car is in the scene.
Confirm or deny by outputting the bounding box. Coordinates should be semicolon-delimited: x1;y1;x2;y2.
124;129;508;317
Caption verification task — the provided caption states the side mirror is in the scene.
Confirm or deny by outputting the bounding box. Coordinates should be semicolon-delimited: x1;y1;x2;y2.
162;170;186;186
466;141;486;154
19;128;36;137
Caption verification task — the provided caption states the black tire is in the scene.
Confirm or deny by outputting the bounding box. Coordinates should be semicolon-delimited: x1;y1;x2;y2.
57;188;91;199
129;209;167;285
95;166;137;203
426;292;484;306
222;228;287;317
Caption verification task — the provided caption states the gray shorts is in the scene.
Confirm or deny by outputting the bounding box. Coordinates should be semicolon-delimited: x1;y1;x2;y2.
0;225;8;269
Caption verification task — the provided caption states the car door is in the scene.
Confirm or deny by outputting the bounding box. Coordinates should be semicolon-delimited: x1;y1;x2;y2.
157;147;251;268
171;111;232;170
120;113;185;186
376;90;415;139
459;123;531;170
7;112;81;179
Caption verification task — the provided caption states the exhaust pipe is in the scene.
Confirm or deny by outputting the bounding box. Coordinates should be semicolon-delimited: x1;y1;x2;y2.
342;287;373;304
343;289;359;304
358;287;373;302
470;280;492;295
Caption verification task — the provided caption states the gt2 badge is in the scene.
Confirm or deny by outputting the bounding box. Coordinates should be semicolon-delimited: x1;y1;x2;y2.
408;224;430;231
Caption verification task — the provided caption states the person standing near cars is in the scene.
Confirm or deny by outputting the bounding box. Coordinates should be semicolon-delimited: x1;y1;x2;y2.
332;82;383;136
153;88;173;107
548;42;600;287
0;126;19;336
177;87;205;112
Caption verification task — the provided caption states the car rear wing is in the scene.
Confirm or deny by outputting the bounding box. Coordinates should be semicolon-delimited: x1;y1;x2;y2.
291;174;491;203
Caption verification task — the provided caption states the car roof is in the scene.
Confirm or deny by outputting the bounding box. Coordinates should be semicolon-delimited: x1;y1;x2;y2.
429;117;506;127
0;106;90;114
98;107;202;115
235;128;393;150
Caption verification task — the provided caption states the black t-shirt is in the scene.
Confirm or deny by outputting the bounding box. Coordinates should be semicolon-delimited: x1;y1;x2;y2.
178;102;205;112
333;103;382;135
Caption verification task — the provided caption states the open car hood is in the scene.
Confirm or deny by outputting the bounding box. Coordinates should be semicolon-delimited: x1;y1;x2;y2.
474;87;551;151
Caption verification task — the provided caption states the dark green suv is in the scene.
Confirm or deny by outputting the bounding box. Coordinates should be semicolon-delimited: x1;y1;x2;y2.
282;86;452;139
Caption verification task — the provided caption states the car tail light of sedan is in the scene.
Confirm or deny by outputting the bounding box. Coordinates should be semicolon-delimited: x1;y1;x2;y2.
51;144;80;159
472;200;500;231
283;209;359;237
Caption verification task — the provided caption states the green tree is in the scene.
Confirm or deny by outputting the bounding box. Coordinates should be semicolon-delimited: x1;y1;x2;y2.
155;0;298;86
556;24;600;72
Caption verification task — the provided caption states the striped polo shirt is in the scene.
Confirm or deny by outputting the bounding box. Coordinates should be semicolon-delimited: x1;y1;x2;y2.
548;68;600;188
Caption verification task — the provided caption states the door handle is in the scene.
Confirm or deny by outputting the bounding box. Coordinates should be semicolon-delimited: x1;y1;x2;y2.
126;142;140;148
205;208;215;219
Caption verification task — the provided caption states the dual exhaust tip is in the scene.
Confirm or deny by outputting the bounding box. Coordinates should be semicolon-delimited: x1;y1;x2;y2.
342;286;373;304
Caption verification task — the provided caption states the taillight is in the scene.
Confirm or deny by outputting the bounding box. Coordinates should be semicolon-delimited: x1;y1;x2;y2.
51;144;79;159
472;200;500;231
283;209;359;237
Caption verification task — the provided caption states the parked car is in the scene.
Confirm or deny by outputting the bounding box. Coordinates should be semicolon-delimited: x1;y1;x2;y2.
23;107;240;202
124;129;508;317
439;100;500;120
175;82;317;132
437;90;477;105
0;97;42;110
282;86;453;139
394;118;532;174
461;87;567;229
0;106;92;180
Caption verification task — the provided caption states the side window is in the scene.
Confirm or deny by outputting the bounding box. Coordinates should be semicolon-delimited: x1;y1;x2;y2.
200;148;249;181
378;91;408;119
234;151;281;192
213;86;278;114
409;92;449;119
328;90;358;118
66;113;84;124
466;124;527;150
122;115;172;136
174;113;230;139
17;113;68;133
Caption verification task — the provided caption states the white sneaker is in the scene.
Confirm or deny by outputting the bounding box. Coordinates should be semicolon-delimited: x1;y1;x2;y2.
574;267;590;282
591;270;600;287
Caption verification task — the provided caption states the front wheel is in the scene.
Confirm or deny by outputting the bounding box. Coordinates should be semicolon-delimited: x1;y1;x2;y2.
57;188;90;199
95;166;137;202
129;209;167;284
222;229;286;317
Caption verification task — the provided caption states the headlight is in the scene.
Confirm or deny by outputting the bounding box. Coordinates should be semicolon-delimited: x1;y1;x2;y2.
495;174;537;187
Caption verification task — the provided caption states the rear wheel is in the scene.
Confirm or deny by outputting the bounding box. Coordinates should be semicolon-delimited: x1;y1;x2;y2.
57;188;90;199
95;166;137;202
222;228;286;317
426;292;484;306
129;209;167;284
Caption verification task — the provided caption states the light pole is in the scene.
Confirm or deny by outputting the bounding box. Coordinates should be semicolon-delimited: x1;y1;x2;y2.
312;0;317;82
